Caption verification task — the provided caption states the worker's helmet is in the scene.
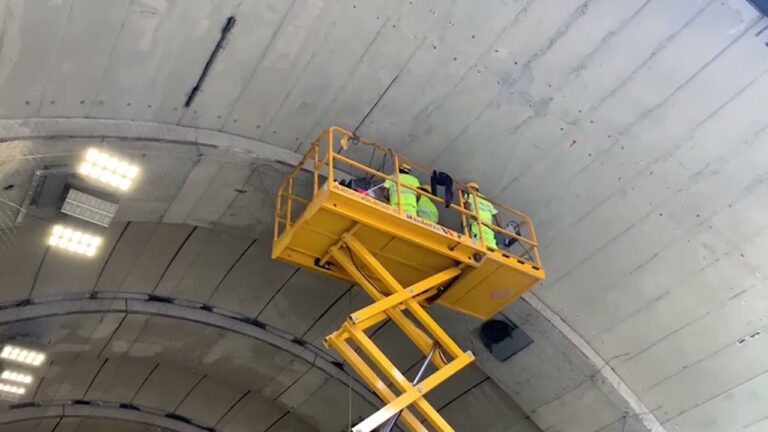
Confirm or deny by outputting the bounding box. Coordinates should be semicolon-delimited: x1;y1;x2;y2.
399;163;413;174
467;181;480;191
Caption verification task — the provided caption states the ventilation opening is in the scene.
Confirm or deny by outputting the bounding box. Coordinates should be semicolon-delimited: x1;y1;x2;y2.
475;315;533;362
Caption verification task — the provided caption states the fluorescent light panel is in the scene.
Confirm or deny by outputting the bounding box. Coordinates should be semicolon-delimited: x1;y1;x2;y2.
61;189;118;227
48;225;102;257
0;345;45;367
0;383;25;395
1;370;32;384
78;148;139;191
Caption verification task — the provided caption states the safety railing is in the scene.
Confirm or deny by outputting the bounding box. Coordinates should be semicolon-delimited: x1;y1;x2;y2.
274;127;542;268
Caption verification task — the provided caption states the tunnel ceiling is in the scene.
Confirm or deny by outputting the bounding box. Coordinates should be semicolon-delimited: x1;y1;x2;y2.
0;1;765;432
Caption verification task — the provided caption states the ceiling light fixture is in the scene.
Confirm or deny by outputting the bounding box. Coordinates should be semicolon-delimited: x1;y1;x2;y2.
47;225;102;257
61;189;118;227
0;383;26;395
0;345;46;367
78;148;139;191
0;370;33;384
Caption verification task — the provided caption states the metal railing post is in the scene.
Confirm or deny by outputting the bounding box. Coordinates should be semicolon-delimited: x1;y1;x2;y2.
274;186;283;240
392;152;403;214
286;177;294;228
528;217;542;267
313;145;319;195
327;128;335;184
469;190;485;249
458;191;468;238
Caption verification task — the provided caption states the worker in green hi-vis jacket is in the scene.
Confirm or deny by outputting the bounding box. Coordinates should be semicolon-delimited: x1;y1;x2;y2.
465;181;501;249
417;184;439;224
383;163;420;216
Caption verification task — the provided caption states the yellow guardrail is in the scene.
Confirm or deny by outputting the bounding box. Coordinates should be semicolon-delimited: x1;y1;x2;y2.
275;126;542;268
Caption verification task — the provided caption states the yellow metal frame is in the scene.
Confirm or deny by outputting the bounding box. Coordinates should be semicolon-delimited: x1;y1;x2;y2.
325;230;473;431
272;127;546;431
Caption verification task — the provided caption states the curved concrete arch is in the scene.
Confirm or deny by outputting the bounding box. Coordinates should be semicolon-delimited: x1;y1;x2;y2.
0;118;665;432
0;291;379;409
0;400;208;432
0;118;302;165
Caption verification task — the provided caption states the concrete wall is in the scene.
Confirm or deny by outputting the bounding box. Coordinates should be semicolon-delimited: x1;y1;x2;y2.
0;0;765;431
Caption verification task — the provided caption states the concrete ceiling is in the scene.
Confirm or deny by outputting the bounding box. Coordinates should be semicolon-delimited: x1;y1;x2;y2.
0;1;765;431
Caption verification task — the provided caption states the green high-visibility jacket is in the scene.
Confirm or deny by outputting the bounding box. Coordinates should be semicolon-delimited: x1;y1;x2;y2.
385;174;420;215
467;193;498;248
417;195;439;224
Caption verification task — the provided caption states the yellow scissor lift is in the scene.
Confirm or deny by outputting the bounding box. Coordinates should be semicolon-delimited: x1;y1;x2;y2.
273;127;545;431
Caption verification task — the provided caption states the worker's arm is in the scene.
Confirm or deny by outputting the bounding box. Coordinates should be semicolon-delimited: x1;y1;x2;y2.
494;214;502;227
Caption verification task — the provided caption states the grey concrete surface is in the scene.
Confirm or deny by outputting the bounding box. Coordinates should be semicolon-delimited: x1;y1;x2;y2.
0;1;764;431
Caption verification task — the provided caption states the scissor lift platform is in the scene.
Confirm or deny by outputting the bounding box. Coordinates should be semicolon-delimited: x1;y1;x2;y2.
273;178;545;320
273;127;545;431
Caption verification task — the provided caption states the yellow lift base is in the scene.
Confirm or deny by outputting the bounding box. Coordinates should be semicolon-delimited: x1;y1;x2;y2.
273;127;545;431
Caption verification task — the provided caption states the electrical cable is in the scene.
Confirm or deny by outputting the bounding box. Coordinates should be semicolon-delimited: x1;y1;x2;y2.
365;146;377;180
347;246;385;296
366;150;389;182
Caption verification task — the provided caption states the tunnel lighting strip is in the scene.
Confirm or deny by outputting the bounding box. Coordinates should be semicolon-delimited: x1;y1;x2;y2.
48;225;102;257
0;383;25;395
0;345;45;367
1;370;33;384
78;148;139;191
